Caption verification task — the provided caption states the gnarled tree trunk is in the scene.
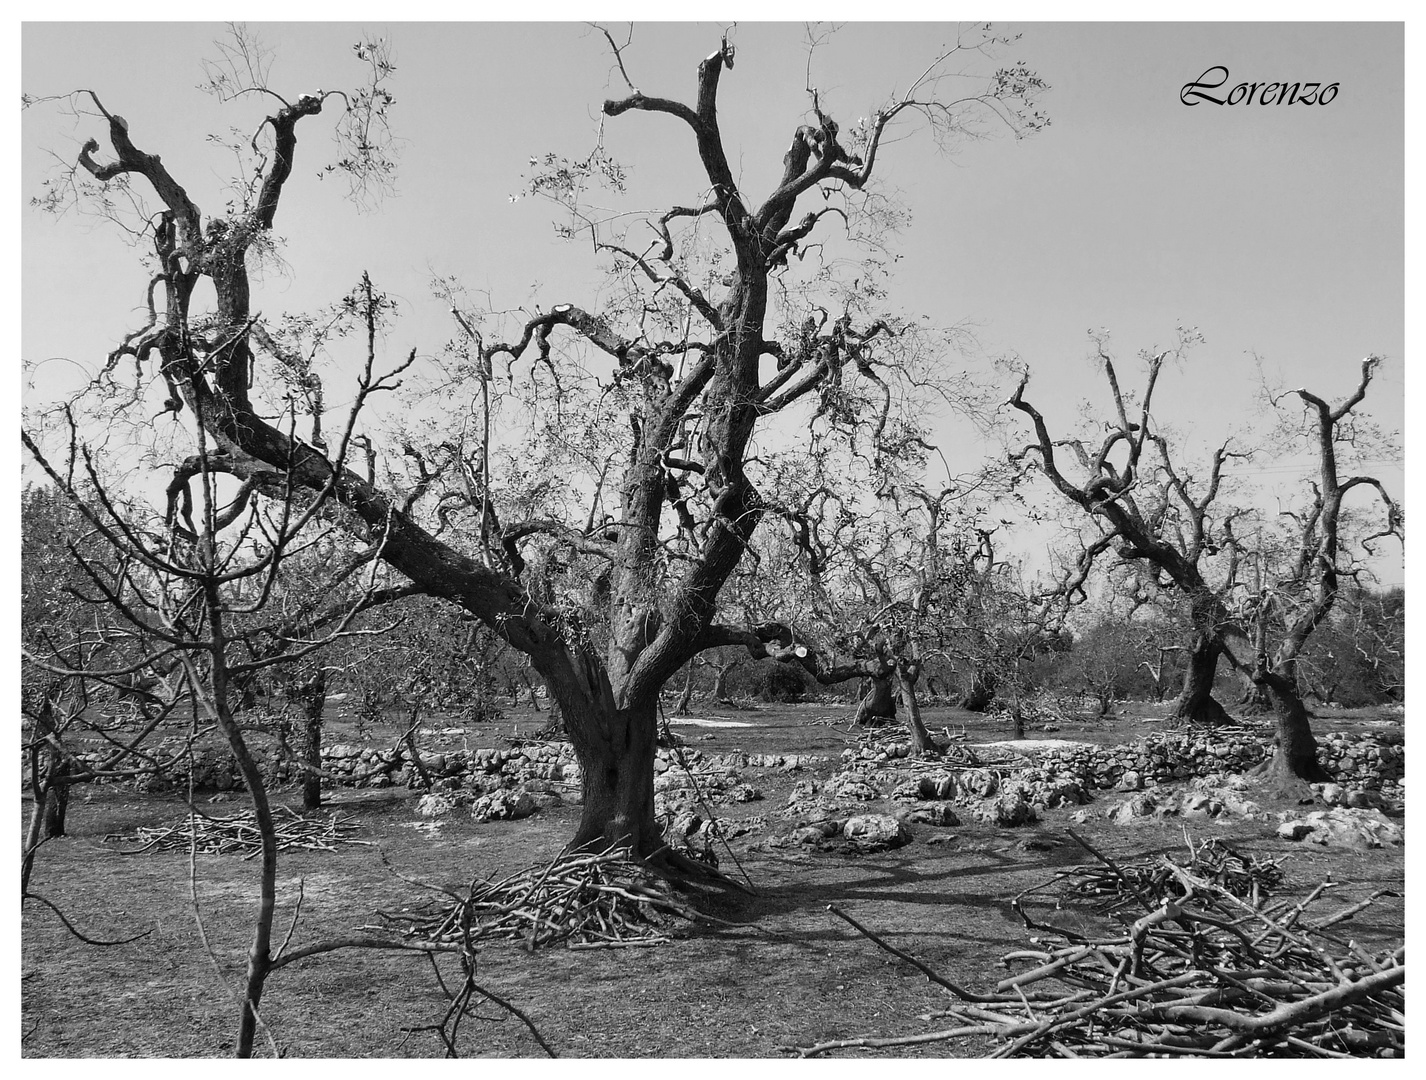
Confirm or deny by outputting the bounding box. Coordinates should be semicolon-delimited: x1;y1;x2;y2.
1257;667;1331;790
292;669;326;812
711;659;737;704
1237;671;1271;713
959;669;996;712
43;756;71;838
853;676;896;726
893;661;934;754
562;697;661;856
673;663;696;714
1166;633;1232;724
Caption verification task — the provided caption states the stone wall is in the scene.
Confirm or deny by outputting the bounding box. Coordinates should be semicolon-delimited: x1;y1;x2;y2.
65;727;1402;804
1034;729;1403;800
1314;731;1404;797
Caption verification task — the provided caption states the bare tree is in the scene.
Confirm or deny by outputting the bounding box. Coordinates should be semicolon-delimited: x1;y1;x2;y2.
25;23;1049;867
31;25;1046;872
1241;359;1402;789
1008;331;1251;724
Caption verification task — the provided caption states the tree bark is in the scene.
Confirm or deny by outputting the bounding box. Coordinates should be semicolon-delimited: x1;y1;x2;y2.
853;677;896;726
1166;634;1232;724
959;669;996;712
673;663;696;714
711;660;737;704
893;662;934;754
1258;668;1331;788
563;697;661;857
298;673;325;812
1237;671;1271;713
43;756;71;838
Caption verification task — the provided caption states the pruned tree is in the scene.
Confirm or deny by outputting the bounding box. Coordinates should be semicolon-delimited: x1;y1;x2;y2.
1008;330;1252;724
29;26;1046;872
1238;359;1402;789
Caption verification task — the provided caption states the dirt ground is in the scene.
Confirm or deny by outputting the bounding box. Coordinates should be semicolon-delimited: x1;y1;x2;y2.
19;701;1406;1058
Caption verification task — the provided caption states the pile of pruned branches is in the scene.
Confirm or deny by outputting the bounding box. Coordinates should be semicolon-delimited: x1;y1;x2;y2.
1035;834;1286;915
796;831;1403;1058
373;847;715;951
107;806;370;857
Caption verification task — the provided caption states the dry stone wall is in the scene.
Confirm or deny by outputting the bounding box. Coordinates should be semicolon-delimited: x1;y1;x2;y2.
69;727;1401;806
1033;729;1402;801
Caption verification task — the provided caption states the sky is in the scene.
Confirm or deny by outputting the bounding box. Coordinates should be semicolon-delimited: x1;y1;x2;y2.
17;17;1407;585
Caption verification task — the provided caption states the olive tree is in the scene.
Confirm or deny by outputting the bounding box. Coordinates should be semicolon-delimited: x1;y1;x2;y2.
1240;360;1402;787
31;25;1046;870
1009;330;1253;723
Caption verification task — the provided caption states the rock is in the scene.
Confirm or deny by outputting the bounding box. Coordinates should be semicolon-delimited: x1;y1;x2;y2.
471;789;538;822
843;814;911;850
1110;793;1158;824
1115;770;1143;792
787;779;821;804
416;793;455;818
1069;808;1095;825
1318;783;1346;806
971;787;1037;827
961;769;999;798
728;784;763;803
824;773;879;801
792;819;843;845
1277;807;1403;850
905;802;960;827
1179;793;1222;819
896;772;958;800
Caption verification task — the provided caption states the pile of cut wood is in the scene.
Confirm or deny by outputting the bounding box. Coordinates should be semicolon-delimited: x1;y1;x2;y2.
375;847;714;951
106;806;369;857
798;831;1403;1058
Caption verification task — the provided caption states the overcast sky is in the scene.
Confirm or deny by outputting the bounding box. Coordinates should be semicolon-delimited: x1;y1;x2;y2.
18;19;1406;584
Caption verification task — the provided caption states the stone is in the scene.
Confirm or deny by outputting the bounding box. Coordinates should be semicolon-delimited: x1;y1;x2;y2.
1115;770;1143;792
471;789;537;822
1179;794;1222;819
1110;793;1158;824
961;769;999;798
843;814;911;850
1277;808;1403;850
905;802;960;827
792;819;843;845
824;774;879;801
416;793;455;818
787;779;821;804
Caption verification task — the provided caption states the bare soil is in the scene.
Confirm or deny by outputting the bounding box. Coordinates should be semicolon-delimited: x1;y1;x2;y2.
20;701;1405;1058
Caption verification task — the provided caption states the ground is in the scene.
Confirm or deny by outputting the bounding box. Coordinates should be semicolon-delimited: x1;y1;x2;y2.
20;701;1406;1058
